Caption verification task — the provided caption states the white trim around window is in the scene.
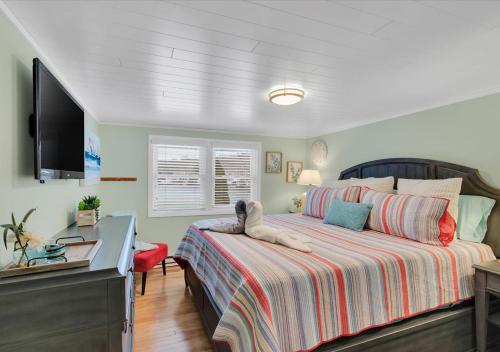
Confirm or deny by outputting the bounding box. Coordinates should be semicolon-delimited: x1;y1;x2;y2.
148;135;261;217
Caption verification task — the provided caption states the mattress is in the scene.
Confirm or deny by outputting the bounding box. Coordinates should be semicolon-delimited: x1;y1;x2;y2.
174;213;495;352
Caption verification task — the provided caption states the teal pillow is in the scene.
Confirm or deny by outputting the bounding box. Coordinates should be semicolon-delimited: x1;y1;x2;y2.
323;200;373;232
457;195;496;242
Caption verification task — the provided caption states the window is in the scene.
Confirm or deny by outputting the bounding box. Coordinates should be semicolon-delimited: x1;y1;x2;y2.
149;135;261;217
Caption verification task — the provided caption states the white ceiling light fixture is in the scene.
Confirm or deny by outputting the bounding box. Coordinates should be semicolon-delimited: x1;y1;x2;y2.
269;88;304;106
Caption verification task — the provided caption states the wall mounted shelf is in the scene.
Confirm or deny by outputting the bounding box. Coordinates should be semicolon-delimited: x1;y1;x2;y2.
100;177;137;182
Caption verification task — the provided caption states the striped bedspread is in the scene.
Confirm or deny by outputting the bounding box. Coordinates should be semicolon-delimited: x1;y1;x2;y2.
174;214;495;352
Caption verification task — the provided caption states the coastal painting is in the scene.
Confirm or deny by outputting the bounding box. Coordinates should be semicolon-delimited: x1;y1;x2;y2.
80;129;101;186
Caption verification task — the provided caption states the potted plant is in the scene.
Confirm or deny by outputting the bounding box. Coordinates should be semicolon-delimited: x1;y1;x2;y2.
1;209;42;267
77;195;101;226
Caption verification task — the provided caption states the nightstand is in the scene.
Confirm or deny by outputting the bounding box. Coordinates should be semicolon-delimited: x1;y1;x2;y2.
474;260;500;352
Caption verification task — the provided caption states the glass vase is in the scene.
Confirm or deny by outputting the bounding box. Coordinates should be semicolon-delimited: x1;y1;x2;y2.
12;242;29;267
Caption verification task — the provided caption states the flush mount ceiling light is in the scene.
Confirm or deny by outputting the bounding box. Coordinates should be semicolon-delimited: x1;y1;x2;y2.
269;88;304;106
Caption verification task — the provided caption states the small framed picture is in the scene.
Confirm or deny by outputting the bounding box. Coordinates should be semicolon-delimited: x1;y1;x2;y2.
266;151;282;173
287;161;303;183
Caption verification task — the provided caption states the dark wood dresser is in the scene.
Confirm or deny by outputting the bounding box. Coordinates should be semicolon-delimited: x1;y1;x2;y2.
0;216;136;352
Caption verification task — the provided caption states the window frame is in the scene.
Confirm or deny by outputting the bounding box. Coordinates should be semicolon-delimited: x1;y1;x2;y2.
148;135;261;218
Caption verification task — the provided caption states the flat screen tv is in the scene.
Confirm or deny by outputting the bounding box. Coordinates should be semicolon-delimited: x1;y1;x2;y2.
32;58;84;181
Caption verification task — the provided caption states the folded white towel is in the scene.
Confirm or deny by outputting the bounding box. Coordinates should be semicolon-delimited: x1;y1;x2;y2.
135;241;158;252
245;201;312;253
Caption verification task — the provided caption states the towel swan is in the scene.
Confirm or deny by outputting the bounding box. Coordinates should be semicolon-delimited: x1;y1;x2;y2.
205;200;311;252
244;201;312;252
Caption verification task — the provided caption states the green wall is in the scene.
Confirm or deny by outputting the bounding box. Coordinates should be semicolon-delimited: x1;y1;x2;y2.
99;125;307;250
307;92;500;188
0;11;100;267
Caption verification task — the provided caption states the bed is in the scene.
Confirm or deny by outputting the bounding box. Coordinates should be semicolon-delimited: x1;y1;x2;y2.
174;158;500;352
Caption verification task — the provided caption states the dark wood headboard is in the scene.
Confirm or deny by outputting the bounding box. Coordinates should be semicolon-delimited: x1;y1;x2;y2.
339;158;500;257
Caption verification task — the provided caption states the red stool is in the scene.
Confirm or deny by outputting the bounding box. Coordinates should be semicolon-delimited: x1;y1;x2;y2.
134;243;168;295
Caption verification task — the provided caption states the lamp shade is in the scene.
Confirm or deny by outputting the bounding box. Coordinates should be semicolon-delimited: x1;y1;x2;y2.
297;169;321;186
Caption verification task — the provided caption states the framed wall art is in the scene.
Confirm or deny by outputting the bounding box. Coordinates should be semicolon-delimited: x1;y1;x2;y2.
287;161;303;183
266;151;282;173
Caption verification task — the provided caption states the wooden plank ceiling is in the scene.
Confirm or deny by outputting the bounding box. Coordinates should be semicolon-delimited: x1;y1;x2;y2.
4;0;500;137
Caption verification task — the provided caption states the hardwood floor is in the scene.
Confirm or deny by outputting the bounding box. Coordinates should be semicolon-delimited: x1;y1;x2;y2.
134;265;214;352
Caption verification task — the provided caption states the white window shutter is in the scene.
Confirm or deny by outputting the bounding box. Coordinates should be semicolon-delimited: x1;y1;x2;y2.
151;143;207;212
149;136;260;217
212;147;258;208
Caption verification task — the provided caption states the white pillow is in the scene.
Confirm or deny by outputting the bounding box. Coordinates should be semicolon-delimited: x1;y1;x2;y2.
350;177;394;193
397;178;462;226
321;179;351;189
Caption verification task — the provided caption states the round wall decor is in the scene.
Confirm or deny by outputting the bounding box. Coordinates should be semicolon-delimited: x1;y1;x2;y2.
311;140;328;165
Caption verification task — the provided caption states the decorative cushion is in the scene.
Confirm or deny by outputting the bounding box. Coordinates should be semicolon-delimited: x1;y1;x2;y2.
323;200;373;231
134;242;169;272
397;178;462;230
457;195;496;243
350;176;395;193
303;186;361;219
321;179;351;189
360;188;456;246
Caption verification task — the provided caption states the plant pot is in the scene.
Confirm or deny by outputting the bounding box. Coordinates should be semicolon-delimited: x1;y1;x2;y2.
77;210;97;226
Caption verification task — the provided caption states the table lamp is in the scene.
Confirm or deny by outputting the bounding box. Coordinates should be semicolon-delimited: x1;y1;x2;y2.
297;169;321;186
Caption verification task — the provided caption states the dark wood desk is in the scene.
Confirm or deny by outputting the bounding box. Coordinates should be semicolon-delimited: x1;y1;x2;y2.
0;216;136;352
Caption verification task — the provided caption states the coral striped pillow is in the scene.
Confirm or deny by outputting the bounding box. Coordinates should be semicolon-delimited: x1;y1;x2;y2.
360;188;456;246
397;178;462;235
303;186;361;219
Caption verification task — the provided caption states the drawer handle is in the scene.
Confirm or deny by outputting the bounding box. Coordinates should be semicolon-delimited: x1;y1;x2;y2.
123;319;128;333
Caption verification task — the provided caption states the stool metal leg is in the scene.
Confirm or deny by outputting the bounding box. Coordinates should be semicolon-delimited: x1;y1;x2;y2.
162;259;166;276
141;272;147;295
